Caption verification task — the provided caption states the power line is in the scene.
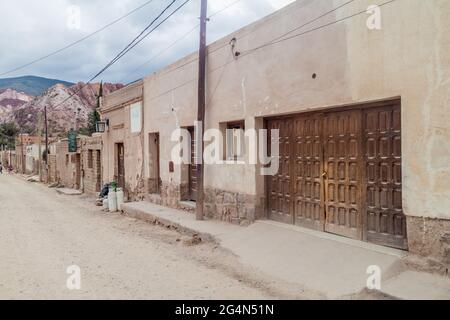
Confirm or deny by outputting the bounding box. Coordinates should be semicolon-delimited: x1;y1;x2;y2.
133;0;342;81
97;0;193;79
0;0;157;77
53;0;193;111
89;0;179;83
121;0;244;83
144;0;399;102
262;0;356;46
142;0;346;80
241;0;397;55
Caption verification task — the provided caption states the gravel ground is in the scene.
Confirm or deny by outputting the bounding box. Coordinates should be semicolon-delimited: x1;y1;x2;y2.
0;174;314;300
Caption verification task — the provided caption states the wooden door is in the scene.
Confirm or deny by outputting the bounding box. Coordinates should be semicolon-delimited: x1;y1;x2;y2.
323;110;363;240
293;115;325;230
363;104;407;249
75;154;81;190
267;119;294;224
188;127;197;201
266;101;405;249
117;143;125;190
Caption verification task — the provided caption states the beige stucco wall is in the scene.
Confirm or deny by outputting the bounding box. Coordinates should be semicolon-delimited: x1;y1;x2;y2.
55;139;82;189
142;0;449;220
100;81;144;199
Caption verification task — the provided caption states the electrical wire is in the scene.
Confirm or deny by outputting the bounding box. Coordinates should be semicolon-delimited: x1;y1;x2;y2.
52;0;193;111
241;0;397;55
144;0;399;102
121;0;244;83
0;0;157;77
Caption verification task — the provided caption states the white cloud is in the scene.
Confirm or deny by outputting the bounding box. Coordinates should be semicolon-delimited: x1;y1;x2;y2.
0;0;296;84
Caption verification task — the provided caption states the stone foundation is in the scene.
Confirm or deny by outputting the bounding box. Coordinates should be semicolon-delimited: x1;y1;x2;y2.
406;216;450;273
204;188;263;225
126;177;147;202
143;182;264;225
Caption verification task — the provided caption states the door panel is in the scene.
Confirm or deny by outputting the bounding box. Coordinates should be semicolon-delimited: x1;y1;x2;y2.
293;115;325;230
188;127;197;201
117;143;125;190
323;110;363;239
268;119;294;224
364;104;408;249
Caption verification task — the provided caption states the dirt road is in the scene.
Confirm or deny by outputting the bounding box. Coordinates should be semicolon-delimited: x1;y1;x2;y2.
0;174;297;300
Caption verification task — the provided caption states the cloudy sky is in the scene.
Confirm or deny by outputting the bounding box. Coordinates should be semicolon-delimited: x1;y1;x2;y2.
1;0;295;84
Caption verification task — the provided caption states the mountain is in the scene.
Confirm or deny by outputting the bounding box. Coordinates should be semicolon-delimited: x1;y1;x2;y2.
0;88;34;122
13;82;123;136
0;75;74;96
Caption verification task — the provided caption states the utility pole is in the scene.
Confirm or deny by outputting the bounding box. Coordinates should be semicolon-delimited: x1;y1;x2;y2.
37;112;43;182
44;105;49;183
196;0;208;220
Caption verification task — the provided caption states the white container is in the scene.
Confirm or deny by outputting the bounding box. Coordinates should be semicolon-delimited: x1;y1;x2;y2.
102;198;109;211
108;189;118;212
116;188;124;211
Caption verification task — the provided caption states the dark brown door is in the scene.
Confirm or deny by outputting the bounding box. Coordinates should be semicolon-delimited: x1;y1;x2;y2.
117;143;125;190
323;110;363;240
266;102;406;249
268;119;294;224
188;127;197;201
75;154;81;190
293;115;325;230
363;104;407;249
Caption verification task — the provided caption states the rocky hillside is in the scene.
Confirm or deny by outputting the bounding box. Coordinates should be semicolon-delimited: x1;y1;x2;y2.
0;88;34;122
11;82;123;136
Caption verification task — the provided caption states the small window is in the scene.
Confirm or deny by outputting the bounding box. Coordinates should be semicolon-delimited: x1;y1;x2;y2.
88;150;93;169
65;154;69;166
225;121;245;161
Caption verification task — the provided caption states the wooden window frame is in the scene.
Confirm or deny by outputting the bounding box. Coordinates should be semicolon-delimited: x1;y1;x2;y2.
224;120;245;162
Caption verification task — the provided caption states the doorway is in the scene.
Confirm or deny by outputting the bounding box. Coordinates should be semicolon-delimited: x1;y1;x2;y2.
187;126;197;201
116;143;125;191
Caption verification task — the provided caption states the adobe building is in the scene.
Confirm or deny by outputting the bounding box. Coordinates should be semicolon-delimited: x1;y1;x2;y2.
99;80;145;201
104;0;450;267
55;138;83;189
80;135;103;196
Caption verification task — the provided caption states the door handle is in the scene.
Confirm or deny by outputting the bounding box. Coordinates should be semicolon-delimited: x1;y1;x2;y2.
322;171;328;179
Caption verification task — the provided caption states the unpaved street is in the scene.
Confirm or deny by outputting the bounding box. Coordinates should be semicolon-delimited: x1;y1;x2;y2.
0;174;299;300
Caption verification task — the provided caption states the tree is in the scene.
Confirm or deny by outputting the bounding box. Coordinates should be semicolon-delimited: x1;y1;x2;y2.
87;81;103;135
0;122;19;149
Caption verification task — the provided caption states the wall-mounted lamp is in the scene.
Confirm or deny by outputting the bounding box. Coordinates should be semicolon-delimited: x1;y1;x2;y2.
96;119;109;133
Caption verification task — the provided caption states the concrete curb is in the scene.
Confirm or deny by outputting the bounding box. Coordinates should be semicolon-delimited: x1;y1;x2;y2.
122;204;218;243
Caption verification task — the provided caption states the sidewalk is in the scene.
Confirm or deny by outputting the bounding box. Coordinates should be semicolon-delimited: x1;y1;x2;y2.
122;201;450;300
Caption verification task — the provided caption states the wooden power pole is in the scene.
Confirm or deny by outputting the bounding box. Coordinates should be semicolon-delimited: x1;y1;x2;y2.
196;0;208;220
44;105;49;183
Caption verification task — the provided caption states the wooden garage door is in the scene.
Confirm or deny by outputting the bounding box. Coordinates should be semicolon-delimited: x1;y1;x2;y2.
323;110;363;240
266;101;407;249
363;104;407;249
293;115;325;230
268;119;294;224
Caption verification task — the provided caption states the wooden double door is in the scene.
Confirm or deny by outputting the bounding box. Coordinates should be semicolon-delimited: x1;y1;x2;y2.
267;102;407;249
